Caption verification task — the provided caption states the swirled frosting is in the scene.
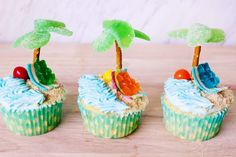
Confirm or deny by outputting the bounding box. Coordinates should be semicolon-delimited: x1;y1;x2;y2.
78;75;129;114
0;76;45;112
164;78;214;115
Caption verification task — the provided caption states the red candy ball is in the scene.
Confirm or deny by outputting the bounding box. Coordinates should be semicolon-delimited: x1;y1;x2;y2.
174;69;191;80
13;66;29;80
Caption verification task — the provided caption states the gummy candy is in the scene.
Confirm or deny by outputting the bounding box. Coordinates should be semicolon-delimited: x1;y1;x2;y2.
47;27;73;36
93;30;115;52
169;23;225;47
115;71;140;96
13;31;50;49
197;63;220;88
34;59;56;85
34;19;73;36
13;19;73;49
208;28;225;43
34;19;65;32
134;29;150;41
93;20;150;52
187;23;212;47
103;20;135;49
169;29;188;39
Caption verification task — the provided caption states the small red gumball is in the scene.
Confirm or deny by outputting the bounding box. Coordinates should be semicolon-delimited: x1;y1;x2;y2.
13;66;29;80
174;69;191;80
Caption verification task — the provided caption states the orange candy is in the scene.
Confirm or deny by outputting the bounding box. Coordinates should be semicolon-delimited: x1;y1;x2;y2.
115;71;140;96
174;69;191;80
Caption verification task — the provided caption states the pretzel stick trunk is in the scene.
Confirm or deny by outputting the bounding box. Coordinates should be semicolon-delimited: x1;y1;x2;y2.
115;41;122;70
33;48;40;63
192;46;201;67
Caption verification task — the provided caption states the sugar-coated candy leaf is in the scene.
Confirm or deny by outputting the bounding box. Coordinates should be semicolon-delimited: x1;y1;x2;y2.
134;29;150;41
13;19;72;49
34;59;56;85
186;23;212;47
169;23;225;47
93;30;116;52
103;20;135;49
34;19;65;32
34;19;73;36
208;28;225;43
47;27;73;36
168;29;188;39
93;19;150;52
13;31;50;49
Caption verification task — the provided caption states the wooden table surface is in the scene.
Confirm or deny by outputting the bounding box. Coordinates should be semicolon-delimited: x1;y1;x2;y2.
0;43;235;157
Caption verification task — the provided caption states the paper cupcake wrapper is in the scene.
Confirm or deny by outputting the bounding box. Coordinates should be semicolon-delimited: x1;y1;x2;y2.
0;102;62;136
78;101;142;138
162;99;228;141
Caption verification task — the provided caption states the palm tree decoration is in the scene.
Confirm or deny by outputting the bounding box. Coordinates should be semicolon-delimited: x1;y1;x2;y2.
93;20;150;70
93;20;150;96
169;23;225;94
169;23;225;67
13;19;73;63
13;19;73;90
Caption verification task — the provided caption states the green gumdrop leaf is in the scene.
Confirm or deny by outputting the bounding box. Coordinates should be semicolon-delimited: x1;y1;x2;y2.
47;27;73;36
13;31;50;49
34;19;65;32
168;29;188;39
208;28;225;43
103;20;135;49
34;59;56;85
134;29;150;41
93;30;115;52
186;23;212;47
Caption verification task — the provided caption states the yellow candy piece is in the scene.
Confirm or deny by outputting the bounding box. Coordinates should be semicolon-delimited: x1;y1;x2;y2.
102;70;112;84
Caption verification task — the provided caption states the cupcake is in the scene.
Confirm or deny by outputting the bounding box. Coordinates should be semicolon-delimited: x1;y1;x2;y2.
162;23;234;141
78;20;150;138
0;19;73;136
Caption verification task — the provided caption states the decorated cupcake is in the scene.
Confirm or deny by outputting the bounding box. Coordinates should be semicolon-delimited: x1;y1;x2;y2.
78;20;150;138
0;19;73;136
162;23;234;141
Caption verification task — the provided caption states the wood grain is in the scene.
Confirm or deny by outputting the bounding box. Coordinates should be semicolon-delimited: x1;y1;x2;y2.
0;43;235;157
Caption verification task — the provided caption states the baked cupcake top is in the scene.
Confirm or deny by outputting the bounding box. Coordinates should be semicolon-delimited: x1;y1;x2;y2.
165;23;234;116
78;20;150;114
0;19;72;112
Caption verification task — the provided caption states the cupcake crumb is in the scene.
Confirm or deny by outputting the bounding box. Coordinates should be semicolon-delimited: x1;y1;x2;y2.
26;80;66;105
201;89;234;110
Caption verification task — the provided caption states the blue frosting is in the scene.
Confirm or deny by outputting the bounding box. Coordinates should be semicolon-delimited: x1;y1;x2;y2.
78;75;129;114
164;78;214;115
197;63;220;88
0;76;45;112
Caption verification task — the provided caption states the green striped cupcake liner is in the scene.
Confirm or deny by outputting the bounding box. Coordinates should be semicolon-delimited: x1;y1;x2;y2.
78;100;142;138
0;102;62;136
161;98;228;141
